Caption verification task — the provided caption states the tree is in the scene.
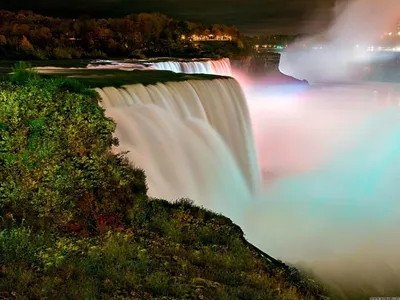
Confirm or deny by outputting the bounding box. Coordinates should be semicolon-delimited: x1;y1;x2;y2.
19;35;34;52
0;34;6;46
0;10;248;59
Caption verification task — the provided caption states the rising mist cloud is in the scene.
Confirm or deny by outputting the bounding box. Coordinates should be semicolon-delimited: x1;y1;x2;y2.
279;0;400;82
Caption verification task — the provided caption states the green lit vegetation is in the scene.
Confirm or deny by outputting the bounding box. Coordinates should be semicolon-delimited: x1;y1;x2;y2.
0;60;231;88
37;68;230;88
0;66;330;299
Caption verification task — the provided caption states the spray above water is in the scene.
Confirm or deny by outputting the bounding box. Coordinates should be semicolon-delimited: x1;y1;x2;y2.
256;1;400;292
279;0;400;83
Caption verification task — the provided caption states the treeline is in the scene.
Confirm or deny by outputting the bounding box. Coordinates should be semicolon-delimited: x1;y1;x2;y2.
246;34;298;47
0;10;252;59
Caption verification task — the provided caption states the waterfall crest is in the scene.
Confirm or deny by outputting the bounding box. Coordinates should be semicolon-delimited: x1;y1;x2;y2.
152;58;232;76
96;78;259;214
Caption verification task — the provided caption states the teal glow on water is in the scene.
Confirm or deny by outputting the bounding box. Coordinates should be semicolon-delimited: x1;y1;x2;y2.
246;96;400;266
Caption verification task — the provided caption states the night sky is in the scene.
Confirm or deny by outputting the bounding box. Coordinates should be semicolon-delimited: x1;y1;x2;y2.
0;0;337;34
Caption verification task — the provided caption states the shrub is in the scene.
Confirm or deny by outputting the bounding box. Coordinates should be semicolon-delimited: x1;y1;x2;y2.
0;78;147;231
129;49;146;59
68;47;83;59
0;226;44;266
9;61;39;85
52;77;98;98
0;34;6;46
90;50;107;59
32;48;48;59
53;47;72;59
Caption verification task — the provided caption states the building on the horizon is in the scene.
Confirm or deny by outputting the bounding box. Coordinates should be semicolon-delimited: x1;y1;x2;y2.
190;34;232;42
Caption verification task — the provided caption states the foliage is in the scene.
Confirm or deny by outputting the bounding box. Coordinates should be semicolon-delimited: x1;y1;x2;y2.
53;47;73;59
9;61;39;84
0;10;249;60
37;68;230;89
0;73;147;231
129;49;146;59
0;225;44;267
0;199;330;299
88;49;108;59
0;34;6;45
245;34;298;48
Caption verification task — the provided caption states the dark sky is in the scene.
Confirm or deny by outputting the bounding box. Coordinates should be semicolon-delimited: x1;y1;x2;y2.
0;0;336;34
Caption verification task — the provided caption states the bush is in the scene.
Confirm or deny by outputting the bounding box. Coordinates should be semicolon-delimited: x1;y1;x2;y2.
129;49;146;59
0;78;147;231
53;47;72;59
52;77;98;98
0;226;44;266
68;47;83;59
32;48;48;59
9;61;39;85
89;50;108;59
0;34;7;46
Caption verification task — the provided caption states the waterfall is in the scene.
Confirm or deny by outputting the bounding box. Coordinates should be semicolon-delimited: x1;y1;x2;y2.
95;57;400;296
96;78;259;217
152;58;233;76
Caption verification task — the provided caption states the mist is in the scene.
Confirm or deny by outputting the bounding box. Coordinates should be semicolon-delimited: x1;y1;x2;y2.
235;77;400;296
279;0;399;83
240;1;400;295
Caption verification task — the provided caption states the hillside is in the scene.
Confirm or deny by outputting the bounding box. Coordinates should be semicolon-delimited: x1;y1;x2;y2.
0;67;330;299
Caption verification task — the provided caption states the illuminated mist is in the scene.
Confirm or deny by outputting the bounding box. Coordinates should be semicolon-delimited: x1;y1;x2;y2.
279;0;400;83
244;83;400;296
249;0;400;296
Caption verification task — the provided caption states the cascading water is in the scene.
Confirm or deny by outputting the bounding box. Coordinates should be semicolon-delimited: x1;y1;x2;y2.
96;78;259;221
151;58;232;76
94;54;400;296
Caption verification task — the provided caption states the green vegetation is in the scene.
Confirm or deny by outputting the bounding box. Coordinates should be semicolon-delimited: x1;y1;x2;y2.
0;66;330;299
0;10;251;60
0;60;231;88
9;61;39;84
0;59;91;78
0;199;330;299
0;70;147;234
37;68;231;88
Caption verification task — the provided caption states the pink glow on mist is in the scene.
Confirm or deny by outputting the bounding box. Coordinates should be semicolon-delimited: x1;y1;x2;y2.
237;73;397;183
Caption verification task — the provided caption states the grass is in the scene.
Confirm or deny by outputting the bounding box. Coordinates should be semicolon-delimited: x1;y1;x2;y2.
0;199;330;300
37;68;230;88
0;59;231;88
0;58;224;75
0;59;91;74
